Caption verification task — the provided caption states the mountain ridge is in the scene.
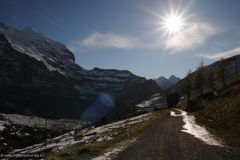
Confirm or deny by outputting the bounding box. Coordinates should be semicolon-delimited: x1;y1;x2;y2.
0;23;160;121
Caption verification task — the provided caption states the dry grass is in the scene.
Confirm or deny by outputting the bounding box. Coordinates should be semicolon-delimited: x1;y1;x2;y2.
192;77;240;150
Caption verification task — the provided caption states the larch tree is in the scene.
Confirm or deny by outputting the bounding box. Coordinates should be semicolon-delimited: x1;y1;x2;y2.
181;70;192;106
218;58;226;87
206;68;215;90
234;58;238;77
194;60;204;97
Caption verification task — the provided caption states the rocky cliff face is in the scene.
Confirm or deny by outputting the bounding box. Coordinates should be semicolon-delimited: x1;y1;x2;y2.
0;23;160;121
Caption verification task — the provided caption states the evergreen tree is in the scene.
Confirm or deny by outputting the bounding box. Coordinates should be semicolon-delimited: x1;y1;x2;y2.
167;92;180;108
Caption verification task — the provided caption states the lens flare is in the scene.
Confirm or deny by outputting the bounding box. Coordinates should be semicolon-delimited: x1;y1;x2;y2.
80;93;114;123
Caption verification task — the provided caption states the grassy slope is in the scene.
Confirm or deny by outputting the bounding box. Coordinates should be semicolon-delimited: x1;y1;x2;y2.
186;77;240;150
45;110;167;160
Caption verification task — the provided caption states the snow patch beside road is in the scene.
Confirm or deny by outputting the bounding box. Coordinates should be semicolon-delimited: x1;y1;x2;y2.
0;120;6;131
171;109;224;147
91;139;136;160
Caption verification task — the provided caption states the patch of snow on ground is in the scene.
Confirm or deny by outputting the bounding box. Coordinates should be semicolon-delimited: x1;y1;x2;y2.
0;120;6;131
77;113;152;144
10;131;77;154
170;109;224;147
136;93;166;108
91;139;136;160
8;113;153;155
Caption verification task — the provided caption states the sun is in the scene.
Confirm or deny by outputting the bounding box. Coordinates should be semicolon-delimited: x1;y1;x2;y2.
161;12;185;35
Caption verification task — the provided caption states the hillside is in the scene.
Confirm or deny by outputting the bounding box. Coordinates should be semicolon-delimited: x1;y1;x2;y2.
194;77;240;149
170;54;240;93
171;54;240;150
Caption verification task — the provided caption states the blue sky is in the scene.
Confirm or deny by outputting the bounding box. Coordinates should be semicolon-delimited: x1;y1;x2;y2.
1;0;240;78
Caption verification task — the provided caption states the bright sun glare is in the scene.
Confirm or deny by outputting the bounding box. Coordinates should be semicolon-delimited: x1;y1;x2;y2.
161;13;185;35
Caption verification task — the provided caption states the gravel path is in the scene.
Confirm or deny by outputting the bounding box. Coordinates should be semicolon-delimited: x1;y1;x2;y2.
113;110;240;160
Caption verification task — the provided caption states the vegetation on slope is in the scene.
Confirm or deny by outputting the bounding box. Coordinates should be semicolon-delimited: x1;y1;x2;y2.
178;72;240;150
174;56;240;151
194;77;240;149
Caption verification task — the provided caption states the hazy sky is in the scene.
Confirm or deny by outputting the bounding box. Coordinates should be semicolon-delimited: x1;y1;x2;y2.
1;0;240;78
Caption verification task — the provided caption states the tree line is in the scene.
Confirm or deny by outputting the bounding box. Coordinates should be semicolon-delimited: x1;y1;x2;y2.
181;57;239;106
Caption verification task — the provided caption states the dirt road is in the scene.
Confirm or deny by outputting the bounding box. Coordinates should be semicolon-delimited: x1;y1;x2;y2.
113;109;240;160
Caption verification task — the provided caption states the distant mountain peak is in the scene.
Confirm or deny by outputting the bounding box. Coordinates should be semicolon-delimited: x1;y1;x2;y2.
169;75;176;79
169;75;181;83
154;75;181;89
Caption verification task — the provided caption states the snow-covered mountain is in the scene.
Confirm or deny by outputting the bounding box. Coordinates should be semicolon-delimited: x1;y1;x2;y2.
0;23;160;121
0;22;84;77
154;75;181;89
